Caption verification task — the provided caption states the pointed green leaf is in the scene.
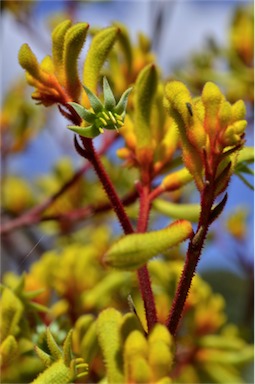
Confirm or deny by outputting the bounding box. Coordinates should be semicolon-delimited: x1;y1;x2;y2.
13;273;26;293
0;335;18;366
63;330;73;366
52;20;72;80
114;86;133;115
104;220;193;270
236;172;254;190
236;146;254;165
46;328;62;360
68;124;100;138
28;301;49;313
68;102;95;123
82;26;119;106
97;308;124;383
34;345;52;367
235;162;254;175
209;193;228;224
63;22;89;100
153;199;201;222
83;85;104;113
24;288;47;300
103;77;116;110
0;287;23;339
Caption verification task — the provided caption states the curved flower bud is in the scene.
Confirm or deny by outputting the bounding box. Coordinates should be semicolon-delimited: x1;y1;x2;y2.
18;20;89;106
104;220;193;270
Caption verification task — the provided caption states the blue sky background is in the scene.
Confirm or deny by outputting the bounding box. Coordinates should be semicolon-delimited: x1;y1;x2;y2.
1;0;254;276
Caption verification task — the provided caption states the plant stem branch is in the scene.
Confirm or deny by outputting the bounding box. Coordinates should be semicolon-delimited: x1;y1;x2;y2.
0;134;116;235
82;137;134;234
79;137;157;332
167;179;216;335
136;184;158;332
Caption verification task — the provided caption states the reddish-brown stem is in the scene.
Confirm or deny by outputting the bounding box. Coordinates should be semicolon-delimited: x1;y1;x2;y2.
82;137;134;235
0;134;116;235
79;137;157;332
136;184;158;332
167;178;216;336
149;185;164;201
0;163;89;234
41;189;138;224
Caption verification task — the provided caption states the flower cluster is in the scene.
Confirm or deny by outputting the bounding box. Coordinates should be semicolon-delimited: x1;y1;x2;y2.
164;81;247;195
18;20;89;105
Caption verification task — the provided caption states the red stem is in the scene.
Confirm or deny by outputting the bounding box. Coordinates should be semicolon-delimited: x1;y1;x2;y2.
84;138;134;235
0;163;90;234
0;134;116;235
167;178;215;335
81;137;157;332
136;184;158;332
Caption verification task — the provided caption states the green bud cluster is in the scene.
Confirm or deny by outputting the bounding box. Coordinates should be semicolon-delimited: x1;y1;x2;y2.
68;77;132;138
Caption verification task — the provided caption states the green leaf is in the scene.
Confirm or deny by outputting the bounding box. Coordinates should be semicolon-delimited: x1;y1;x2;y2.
34;345;52;367
68;102;95;123
236;172;254;190
97;308;124;383
153;199;201;222
0;335;19;366
236;146;254;164
46;328;62;360
209;193;228;224
63;22;89;100
235;162;254;175
83;85;104;114
0;287;24;340
114;86;133;116
63;330;73;366
103;77;116;110
68;124;100;138
104;220;193;270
